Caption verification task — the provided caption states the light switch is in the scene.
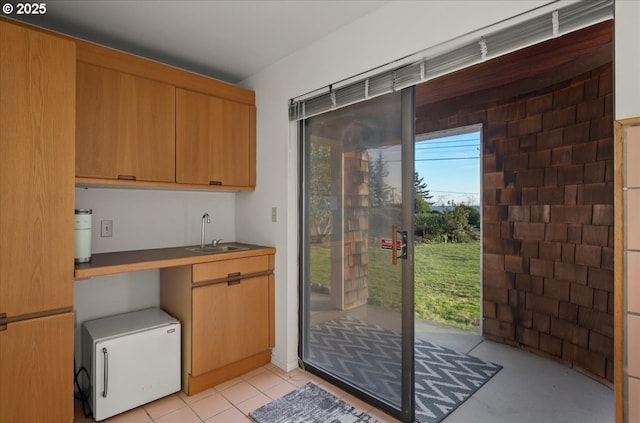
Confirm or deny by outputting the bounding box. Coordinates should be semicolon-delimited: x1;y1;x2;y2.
271;207;277;223
101;220;113;237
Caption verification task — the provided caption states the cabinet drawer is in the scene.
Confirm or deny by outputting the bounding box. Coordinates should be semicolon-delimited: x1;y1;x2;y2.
192;255;270;283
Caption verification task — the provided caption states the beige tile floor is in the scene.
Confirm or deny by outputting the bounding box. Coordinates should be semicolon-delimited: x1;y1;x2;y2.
74;363;400;423
74;296;613;423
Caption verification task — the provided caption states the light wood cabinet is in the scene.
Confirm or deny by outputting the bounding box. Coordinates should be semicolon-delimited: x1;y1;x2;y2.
192;275;270;375
0;20;75;318
0;313;74;423
76;62;175;182
0;19;75;423
160;250;275;395
192;255;270;283
73;40;256;191
176;88;256;188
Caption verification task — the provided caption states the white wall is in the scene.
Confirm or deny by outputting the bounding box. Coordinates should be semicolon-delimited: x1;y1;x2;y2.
75;187;235;253
237;0;562;371
615;0;640;120
74;187;235;363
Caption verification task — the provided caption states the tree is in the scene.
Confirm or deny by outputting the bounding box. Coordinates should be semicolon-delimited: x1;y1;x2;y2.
414;171;433;213
443;204;471;242
458;204;480;229
414;202;480;243
414;171;432;201
309;144;332;243
369;151;390;208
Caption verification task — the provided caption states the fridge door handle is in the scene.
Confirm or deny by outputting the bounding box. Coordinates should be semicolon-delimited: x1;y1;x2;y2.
102;347;108;398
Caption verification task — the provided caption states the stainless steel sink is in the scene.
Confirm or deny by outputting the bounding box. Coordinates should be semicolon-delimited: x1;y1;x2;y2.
184;244;249;254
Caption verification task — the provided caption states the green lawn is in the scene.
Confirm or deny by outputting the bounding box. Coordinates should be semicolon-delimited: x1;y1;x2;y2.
309;240;480;331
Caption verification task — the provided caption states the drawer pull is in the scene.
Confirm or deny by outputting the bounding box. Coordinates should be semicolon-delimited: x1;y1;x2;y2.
209;180;222;185
192;269;273;288
117;174;136;181
227;272;241;286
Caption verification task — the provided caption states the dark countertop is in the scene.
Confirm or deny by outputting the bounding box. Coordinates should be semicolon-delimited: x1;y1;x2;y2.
74;242;276;278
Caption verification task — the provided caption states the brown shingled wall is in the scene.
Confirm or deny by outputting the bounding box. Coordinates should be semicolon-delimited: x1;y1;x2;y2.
415;62;614;382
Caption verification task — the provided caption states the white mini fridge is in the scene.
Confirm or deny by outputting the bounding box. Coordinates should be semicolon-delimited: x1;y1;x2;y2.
82;307;181;421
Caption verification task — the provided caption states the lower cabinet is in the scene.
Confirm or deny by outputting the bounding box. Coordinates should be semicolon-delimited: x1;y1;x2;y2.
192;275;270;376
0;313;74;423
160;251;275;395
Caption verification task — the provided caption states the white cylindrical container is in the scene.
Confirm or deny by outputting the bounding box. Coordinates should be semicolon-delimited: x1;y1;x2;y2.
75;209;92;263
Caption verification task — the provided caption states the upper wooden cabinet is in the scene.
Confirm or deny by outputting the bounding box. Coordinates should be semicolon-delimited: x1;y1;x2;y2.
76;62;176;182
74;40;256;190
176;89;255;188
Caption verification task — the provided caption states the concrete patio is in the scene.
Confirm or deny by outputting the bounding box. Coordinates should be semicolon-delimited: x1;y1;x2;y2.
309;293;614;423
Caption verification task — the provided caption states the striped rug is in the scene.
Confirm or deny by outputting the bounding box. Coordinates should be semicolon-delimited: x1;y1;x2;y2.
307;316;502;423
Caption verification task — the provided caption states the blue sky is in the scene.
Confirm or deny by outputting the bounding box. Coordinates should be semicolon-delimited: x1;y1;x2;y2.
415;131;481;206
367;130;480;206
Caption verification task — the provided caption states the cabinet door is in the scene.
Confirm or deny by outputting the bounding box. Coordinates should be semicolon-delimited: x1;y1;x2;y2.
191;276;270;376
0;21;74;316
0;313;74;423
176;88;253;187
76;62;175;182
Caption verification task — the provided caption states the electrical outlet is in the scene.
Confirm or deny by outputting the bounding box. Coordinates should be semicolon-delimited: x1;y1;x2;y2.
101;220;113;237
271;207;278;223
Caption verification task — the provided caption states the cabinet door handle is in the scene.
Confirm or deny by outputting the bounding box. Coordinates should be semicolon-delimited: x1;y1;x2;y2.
102;347;109;398
227;272;241;286
209;180;222;186
117;174;136;181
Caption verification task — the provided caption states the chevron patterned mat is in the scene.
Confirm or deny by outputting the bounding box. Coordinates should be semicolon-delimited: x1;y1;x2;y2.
308;317;502;423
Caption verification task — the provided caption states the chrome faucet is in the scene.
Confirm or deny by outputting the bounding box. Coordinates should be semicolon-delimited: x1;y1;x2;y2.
201;213;211;248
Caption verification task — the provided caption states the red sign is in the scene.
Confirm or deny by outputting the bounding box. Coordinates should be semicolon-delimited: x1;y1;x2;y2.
380;239;402;250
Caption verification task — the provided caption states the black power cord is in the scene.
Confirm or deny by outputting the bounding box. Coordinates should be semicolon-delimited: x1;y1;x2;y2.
73;357;93;418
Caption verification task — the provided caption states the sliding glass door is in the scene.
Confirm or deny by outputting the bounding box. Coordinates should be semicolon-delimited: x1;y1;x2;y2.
300;88;415;421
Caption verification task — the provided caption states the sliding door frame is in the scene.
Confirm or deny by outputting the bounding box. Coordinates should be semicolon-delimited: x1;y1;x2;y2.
400;88;416;423
298;87;416;422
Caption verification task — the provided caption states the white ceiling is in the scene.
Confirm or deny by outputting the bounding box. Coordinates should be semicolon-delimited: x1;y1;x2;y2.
11;0;389;83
